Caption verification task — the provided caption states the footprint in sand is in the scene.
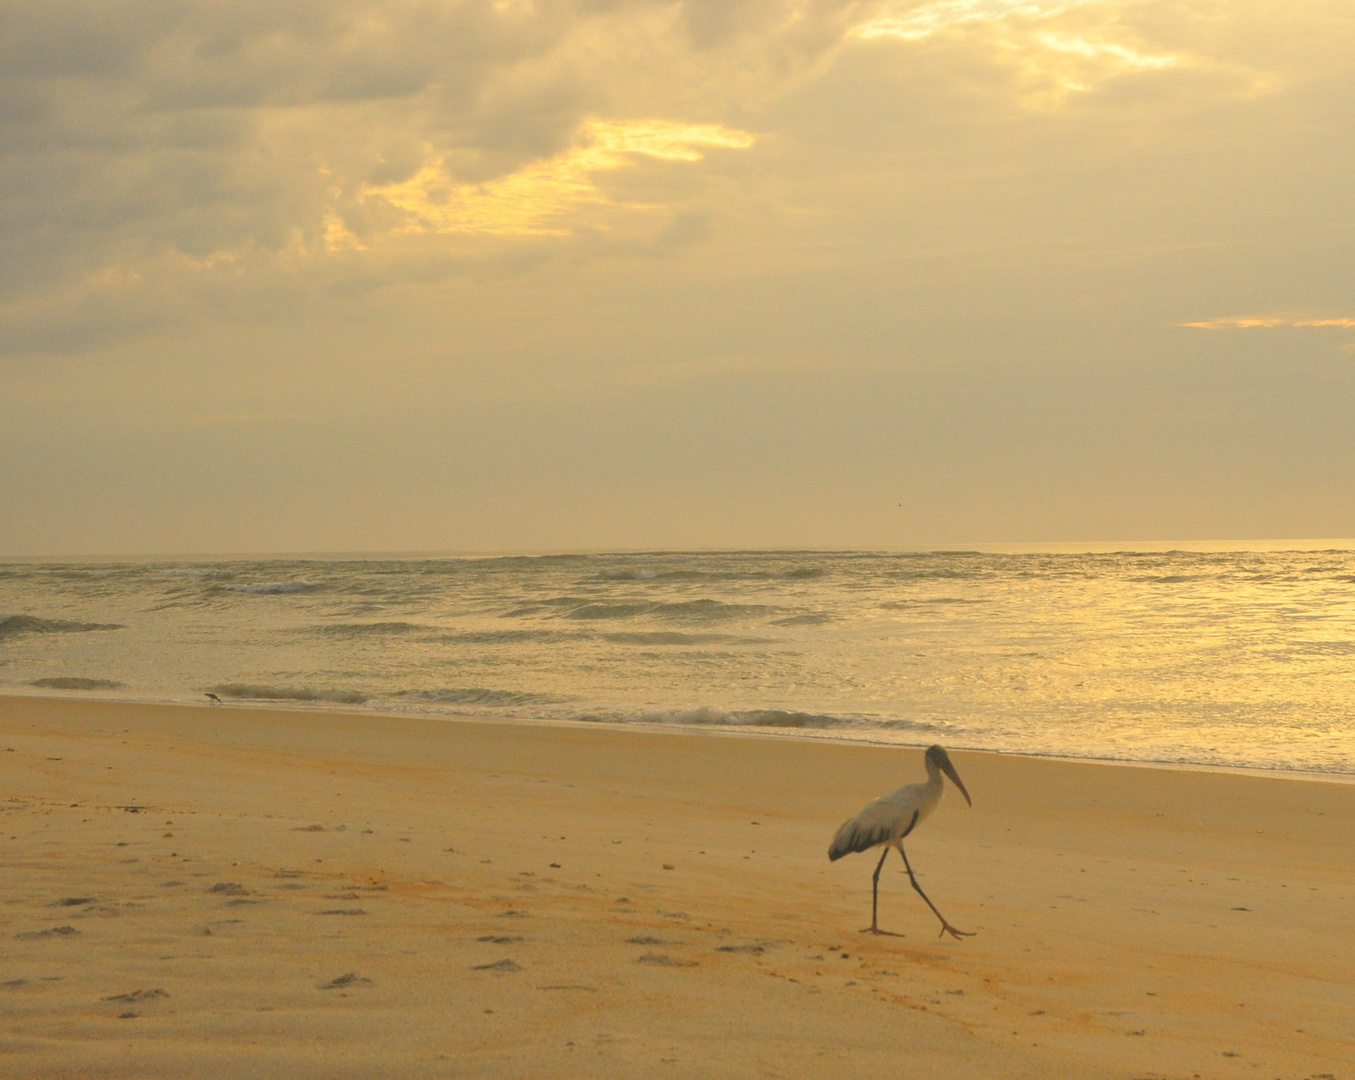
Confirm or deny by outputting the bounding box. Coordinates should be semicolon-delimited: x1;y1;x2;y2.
103;989;169;1004
473;959;521;972
637;953;697;968
716;939;784;955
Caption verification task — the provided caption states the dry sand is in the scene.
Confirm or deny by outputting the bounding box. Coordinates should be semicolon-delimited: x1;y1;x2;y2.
1;695;1351;1079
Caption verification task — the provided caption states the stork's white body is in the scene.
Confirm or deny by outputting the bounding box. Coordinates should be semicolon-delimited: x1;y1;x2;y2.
828;757;945;861
827;744;973;938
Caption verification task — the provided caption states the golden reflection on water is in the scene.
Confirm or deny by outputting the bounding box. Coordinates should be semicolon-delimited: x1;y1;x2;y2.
2;549;1353;774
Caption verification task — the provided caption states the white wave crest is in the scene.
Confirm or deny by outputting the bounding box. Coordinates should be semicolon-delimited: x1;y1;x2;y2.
31;677;124;690
0;614;125;638
207;683;367;704
394;687;568;707
220;581;318;595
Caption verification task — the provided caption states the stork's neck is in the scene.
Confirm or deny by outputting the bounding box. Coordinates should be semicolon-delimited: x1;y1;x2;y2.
915;754;946;818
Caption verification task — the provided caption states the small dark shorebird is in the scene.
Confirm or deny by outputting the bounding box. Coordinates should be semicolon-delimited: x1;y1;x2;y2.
205;693;222;705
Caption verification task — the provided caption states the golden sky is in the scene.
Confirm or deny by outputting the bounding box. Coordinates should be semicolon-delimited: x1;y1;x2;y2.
2;0;1353;553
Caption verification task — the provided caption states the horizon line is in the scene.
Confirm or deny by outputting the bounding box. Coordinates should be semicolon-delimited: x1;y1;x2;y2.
4;538;1355;561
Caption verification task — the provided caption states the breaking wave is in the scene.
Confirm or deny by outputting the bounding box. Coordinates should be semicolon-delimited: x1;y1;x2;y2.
309;622;427;638
770;612;832;626
31;677;124;690
0;615;125;639
601;632;739;645
435;629;580;645
219;581;319;595
589;565;824;583
393;687;568;707
207;683;368;704
879;597;984;609
574;706;940;731
505;597;775;622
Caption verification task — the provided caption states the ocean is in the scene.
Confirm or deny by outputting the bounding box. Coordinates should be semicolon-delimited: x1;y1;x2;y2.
2;548;1353;776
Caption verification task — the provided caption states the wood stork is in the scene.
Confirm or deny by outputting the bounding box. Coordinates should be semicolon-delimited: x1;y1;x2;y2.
828;744;974;939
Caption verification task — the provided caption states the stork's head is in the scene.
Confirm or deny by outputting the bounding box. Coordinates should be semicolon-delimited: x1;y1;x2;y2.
926;744;972;806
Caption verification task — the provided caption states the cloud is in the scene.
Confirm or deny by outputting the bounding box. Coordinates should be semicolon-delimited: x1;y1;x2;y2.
1183;315;1355;330
850;0;1267;104
1033;33;1177;73
853;0;1103;42
340;118;755;243
0;0;852;354
3;0;1352;364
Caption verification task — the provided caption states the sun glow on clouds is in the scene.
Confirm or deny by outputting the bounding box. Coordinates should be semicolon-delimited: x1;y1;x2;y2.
1034;33;1177;72
854;0;1186;96
853;0;1099;42
328;119;754;248
1184;315;1355;330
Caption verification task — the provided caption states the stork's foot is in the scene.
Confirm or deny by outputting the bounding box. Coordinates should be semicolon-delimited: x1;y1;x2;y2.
937;922;975;940
860;926;906;937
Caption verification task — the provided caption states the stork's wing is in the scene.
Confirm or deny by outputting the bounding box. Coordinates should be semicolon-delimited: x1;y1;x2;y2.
828;796;915;861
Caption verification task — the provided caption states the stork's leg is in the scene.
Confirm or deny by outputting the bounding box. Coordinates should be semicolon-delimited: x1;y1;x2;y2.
896;842;974;940
860;847;905;935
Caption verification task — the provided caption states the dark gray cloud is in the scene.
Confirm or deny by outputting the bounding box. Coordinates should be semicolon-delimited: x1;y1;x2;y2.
1;0;864;355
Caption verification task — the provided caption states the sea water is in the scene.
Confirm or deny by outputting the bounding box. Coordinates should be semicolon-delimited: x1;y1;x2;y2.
2;549;1353;775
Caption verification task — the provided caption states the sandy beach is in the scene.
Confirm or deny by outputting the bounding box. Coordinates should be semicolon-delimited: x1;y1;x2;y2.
1;695;1351;1079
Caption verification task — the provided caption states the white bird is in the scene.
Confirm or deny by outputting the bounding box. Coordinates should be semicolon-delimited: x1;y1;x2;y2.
828;744;974;939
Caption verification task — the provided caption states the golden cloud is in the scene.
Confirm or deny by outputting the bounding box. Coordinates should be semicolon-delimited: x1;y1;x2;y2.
1034;32;1178;72
1183;315;1355;329
853;0;1104;42
850;0;1236;102
328;119;755;248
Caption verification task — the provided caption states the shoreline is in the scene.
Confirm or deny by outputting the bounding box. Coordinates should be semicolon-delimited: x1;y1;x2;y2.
5;688;1353;786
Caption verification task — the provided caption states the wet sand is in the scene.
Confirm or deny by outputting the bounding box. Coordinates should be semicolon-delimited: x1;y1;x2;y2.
1;695;1352;1079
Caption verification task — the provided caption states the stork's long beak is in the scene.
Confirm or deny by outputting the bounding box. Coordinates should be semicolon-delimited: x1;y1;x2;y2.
941;758;972;806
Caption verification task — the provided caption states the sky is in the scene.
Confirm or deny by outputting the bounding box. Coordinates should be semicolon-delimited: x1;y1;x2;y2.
2;0;1353;555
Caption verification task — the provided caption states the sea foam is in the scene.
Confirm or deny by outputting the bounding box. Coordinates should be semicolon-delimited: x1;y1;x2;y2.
31;677;123;690
220;581;318;595
0;614;125;638
207;683;368;704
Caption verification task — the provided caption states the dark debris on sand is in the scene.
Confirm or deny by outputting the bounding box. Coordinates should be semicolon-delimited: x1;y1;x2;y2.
320;973;373;989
